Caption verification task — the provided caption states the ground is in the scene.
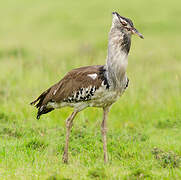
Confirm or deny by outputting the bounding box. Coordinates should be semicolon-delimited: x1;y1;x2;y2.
0;0;181;179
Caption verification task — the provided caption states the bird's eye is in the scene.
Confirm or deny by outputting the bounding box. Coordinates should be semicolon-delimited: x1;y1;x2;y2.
121;21;127;26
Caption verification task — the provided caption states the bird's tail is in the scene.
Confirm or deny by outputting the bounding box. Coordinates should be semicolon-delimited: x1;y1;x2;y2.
36;106;54;120
30;88;54;119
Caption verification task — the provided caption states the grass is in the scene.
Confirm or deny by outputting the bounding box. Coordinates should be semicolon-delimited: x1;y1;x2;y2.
0;0;181;179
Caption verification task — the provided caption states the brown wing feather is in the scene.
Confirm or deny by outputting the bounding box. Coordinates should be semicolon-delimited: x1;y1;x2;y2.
44;65;105;104
30;65;107;119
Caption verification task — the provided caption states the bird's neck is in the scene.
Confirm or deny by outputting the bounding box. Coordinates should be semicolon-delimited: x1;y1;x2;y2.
106;27;131;89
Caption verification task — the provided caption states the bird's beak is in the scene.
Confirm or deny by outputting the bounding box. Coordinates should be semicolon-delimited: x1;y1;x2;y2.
131;28;144;39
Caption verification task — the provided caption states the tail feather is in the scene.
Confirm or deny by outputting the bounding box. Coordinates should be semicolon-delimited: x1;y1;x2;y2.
30;88;54;119
30;89;50;107
30;98;39;106
37;106;54;120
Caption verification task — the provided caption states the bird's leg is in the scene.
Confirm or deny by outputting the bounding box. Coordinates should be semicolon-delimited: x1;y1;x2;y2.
101;106;110;163
62;111;78;164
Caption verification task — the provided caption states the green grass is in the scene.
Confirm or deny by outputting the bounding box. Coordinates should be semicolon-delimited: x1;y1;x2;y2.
0;0;181;179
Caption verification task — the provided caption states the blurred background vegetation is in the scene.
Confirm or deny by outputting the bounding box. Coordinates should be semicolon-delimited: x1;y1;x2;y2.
0;0;181;179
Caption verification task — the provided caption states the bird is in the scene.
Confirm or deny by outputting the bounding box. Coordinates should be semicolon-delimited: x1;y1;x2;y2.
30;12;144;164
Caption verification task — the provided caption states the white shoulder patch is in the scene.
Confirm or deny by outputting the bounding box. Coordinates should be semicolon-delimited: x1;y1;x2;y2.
53;89;57;95
88;73;97;80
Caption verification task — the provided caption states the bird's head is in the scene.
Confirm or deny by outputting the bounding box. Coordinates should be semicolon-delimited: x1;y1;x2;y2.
111;12;144;39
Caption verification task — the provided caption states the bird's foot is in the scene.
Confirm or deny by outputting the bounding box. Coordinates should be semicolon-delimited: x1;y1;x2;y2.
62;153;68;164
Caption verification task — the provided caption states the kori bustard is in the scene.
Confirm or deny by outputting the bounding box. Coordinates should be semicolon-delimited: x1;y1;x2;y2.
31;12;144;163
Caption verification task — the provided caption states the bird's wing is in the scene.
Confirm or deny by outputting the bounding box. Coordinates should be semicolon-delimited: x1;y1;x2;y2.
30;65;107;108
